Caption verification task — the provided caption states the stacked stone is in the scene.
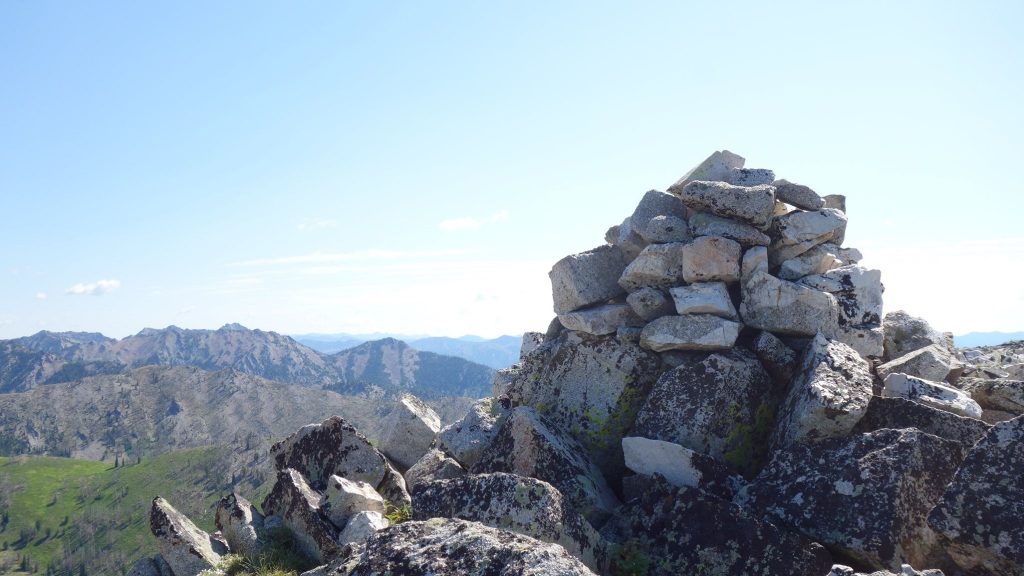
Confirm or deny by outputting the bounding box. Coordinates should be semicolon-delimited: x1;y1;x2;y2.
549;150;884;359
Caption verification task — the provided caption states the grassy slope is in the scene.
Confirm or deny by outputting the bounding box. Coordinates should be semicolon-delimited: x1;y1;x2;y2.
0;448;263;576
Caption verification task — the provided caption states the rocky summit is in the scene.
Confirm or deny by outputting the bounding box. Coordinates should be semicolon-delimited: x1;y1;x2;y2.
136;151;1024;576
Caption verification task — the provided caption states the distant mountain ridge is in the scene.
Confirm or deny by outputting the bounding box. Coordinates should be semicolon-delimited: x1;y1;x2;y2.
0;324;494;399
295;332;524;368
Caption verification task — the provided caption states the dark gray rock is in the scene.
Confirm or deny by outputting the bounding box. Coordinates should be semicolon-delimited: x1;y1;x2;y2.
125;555;174;576
725;167;776;187
632;349;778;476
549;245;629;315
331;518;599;576
271;416;388;491
606;476;832;576
738;429;963;571
854;396;990;448
772;334;873;450
472;407;620;526
772;179;825;211
928;415;1024;575
639;214;690;244
413;472;607;572
629;189;688;234
687;211;771;246
754;330;798;383
626;287;675;322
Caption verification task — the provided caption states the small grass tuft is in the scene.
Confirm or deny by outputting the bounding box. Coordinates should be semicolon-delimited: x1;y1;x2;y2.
383;500;412;525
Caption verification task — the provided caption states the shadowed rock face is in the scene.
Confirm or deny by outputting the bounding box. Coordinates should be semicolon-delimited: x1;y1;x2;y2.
412;472;607;572
606;476;832;576
472;407;620;526
738;429;964;572
333;518;599;576
928;415;1024;575
261;468;341;563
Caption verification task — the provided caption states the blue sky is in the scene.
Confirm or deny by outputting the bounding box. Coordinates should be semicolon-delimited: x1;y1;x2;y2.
1;1;1022;339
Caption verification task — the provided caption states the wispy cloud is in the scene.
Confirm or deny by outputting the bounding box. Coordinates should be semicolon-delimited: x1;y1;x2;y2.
35;292;47;300
297;218;337;231
231;249;477;268
439;209;509;232
65;279;121;296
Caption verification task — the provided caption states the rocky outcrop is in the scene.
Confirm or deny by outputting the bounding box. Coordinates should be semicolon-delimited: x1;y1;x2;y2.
149;496;226;576
854;396;990;448
436;397;508;469
403;448;466;492
329;518;598;576
631;349;777;475
928;415;1024;575
412;473;607;571
472;407;620;525
379;394;441;471
881;373;982;418
771;333;873;450
215;492;264;557
270;416;387;491
262;468;342;562
738;429;964;571
606;476;832;576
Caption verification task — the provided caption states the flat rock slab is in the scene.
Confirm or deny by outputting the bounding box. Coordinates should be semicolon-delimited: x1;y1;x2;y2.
472;407;621;526
687;211;771;246
882;373;982;418
558;303;642;336
549;245;629;314
639;314;741;352
772;333;873;450
738;428;964;572
622;436;740;500
608;477;832;576
876;345;954;383
772;179;825;211
778;243;839;280
669;282;737;319
631;349;777;476
413;472;607;572
333;518;599;576
725;167;776;187
673;181;776;230
854;396;990;449
928;415;1024;575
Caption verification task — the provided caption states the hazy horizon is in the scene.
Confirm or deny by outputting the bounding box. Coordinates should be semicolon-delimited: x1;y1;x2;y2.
3;2;1022;340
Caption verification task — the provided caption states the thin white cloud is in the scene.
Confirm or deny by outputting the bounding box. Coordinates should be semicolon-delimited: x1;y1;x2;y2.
35;292;47;300
439;209;510;232
231;249;477;268
65;279;121;296
297;218;337;231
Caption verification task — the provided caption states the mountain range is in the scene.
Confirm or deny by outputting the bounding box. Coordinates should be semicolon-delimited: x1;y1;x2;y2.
0;324;497;399
294;333;523;369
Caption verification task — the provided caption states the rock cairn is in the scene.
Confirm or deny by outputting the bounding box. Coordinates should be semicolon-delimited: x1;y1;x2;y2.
135;151;1023;576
